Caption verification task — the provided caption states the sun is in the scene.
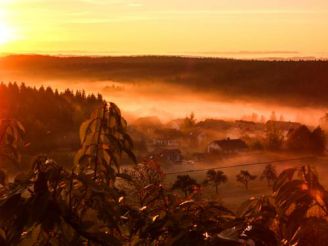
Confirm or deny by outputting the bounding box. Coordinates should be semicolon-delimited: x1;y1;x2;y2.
0;22;14;45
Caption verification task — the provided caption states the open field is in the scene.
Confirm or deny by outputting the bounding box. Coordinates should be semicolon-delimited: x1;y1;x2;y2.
160;151;327;210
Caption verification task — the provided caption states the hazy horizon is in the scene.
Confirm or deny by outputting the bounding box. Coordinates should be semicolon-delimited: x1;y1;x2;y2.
1;51;328;61
1;55;327;126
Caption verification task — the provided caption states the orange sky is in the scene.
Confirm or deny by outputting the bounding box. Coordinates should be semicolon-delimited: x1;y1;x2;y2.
0;0;328;57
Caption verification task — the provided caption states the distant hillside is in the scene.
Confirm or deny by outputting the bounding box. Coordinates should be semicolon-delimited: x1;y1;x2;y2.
1;55;328;107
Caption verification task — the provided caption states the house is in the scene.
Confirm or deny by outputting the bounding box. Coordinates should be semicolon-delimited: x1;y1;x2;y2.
235;120;264;131
181;129;209;148
132;116;163;135
266;120;301;132
152;138;180;148
149;128;184;149
207;138;248;154
196;119;233;131
146;148;183;163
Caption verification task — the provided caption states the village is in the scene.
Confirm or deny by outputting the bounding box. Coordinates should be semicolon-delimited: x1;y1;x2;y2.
127;113;327;166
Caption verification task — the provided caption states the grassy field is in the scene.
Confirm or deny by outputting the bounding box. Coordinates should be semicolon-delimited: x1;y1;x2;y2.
161;151;327;211
6;149;327;211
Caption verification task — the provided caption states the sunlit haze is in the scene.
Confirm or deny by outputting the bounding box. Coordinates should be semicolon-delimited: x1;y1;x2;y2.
0;0;328;58
1;1;328;127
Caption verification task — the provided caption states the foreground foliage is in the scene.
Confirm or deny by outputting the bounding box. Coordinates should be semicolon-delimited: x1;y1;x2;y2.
0;104;328;245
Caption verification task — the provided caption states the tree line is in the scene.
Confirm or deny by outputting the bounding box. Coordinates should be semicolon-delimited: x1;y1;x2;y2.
265;123;326;154
3;55;328;107
0;82;103;154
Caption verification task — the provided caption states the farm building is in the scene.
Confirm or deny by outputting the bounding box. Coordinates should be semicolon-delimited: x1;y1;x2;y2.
207;138;248;154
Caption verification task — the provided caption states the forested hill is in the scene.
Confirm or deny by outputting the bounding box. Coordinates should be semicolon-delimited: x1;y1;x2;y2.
1;55;328;106
0;82;103;153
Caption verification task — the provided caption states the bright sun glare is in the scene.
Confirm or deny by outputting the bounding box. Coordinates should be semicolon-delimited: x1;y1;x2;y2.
0;22;13;45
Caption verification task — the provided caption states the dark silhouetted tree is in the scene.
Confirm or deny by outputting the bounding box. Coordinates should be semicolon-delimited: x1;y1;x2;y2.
311;127;326;154
286;125;312;151
172;175;199;197
0;82;103;154
265;123;284;150
287;125;326;154
204;169;227;194
182;112;196;129
236;170;256;190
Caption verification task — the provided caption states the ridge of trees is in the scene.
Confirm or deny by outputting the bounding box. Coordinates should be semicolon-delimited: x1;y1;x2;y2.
3;55;328;107
0;82;103;154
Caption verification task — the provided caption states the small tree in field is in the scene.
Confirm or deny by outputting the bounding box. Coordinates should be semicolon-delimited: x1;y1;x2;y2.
236;170;256;190
172;175;199;197
260;164;277;186
204;169;228;194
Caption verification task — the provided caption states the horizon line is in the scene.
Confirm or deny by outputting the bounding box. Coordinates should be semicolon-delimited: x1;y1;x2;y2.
1;51;328;61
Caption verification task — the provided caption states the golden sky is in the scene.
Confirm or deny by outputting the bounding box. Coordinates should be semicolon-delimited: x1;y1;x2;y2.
0;0;328;57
